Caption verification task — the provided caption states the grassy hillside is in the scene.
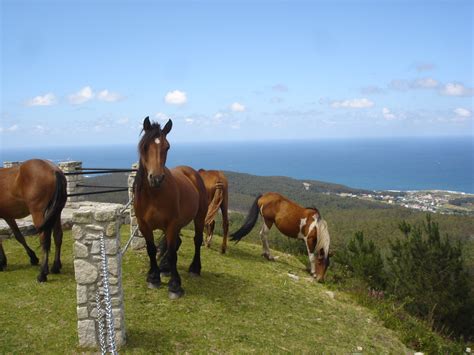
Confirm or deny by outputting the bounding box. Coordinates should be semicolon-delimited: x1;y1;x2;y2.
0;228;412;353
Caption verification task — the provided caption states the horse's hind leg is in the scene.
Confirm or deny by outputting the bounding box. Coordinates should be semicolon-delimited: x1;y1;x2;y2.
5;218;39;265
189;216;204;276
0;240;6;271
220;199;229;254
260;218;274;261
50;217;63;274
158;233;182;277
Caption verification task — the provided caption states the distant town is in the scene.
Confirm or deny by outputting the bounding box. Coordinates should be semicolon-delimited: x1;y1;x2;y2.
333;190;474;215
300;181;474;216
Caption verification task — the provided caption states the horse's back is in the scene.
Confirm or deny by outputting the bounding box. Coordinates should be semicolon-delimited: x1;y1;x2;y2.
0;159;61;219
171;166;208;222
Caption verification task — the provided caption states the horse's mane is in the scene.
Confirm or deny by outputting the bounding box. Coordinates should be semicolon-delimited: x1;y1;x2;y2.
134;121;163;195
138;122;162;155
305;206;321;220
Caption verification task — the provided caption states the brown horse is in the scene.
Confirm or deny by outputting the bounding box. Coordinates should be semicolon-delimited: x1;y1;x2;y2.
0;159;67;282
231;192;331;282
134;117;208;299
198;169;229;254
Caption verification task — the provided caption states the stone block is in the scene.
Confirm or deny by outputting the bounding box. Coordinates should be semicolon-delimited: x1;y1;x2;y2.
77;320;97;347
77;285;88;304
74;259;98;284
74;241;88;258
77;306;89;320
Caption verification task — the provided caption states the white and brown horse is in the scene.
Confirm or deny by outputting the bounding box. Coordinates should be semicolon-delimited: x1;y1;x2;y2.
0;159;67;282
231;192;331;282
134;117;208;299
198;169;229;254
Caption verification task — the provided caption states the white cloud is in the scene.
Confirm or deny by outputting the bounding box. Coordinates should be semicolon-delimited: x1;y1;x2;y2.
272;84;288;92
69;86;94;104
454;107;472;118
26;93;57;106
116;117;129;125
184;118;195;125
97;89;123;102
331;98;374;109
214;112;224;119
413;77;439;89
440;83;473;97
415;63;435;72
230;102;246;112
164;90;187;105
382;107;396;120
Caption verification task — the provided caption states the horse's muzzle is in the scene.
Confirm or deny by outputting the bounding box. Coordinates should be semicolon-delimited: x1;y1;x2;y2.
148;174;165;188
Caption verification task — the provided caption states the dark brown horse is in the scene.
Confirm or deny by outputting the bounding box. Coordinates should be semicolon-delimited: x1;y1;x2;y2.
198;169;229;254
0;159;67;282
134;117;208;299
231;192;331;282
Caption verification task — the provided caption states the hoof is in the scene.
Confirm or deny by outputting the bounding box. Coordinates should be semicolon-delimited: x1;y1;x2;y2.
220;248;226;254
168;288;185;300
30;256;39;266
147;282;161;289
0;266;3;272
50;263;61;274
262;253;275;261
37;274;47;283
189;271;200;278
160;271;171;278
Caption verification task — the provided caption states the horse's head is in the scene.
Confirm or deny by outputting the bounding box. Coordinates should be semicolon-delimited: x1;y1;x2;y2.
312;218;331;282
138;116;173;188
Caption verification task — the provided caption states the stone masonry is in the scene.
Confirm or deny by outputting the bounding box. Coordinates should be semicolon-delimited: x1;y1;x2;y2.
72;203;126;348
59;161;84;204
128;162;145;250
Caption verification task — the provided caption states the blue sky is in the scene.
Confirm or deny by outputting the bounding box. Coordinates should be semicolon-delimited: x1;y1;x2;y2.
1;0;473;147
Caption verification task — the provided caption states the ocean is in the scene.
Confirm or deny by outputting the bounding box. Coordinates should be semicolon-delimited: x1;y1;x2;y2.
1;137;473;193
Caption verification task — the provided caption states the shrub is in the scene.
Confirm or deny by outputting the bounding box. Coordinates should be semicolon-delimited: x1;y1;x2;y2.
334;231;387;290
386;215;473;339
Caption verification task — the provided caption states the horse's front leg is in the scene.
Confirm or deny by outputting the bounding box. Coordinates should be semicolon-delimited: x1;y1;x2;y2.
0;240;6;271
140;223;161;288
166;223;184;300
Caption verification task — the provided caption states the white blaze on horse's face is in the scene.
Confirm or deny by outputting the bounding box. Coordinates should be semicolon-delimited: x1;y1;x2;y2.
154;138;160;145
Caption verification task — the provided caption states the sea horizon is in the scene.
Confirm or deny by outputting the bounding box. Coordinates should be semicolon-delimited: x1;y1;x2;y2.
1;136;473;194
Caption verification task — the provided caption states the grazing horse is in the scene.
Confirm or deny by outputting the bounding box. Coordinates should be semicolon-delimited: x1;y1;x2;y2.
134;117;208;299
231;192;331;282
0;159;67;282
198;169;229;254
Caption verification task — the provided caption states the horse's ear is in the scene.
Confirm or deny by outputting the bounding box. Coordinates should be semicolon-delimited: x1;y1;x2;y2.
162;119;173;135
143;116;151;131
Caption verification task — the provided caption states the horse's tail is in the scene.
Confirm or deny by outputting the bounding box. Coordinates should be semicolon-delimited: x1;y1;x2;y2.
37;171;67;233
230;194;262;243
205;182;225;226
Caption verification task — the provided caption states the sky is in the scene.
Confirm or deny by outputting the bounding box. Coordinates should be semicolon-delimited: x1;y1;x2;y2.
1;0;473;148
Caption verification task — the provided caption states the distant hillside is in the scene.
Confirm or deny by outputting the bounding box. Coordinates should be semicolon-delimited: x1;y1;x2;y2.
84;171;474;269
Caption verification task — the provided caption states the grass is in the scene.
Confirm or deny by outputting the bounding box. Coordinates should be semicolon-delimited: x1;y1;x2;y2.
0;227;410;353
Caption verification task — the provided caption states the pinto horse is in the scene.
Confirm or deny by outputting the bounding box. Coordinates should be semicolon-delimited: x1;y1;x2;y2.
0;159;67;281
198;169;229;254
134;117;208;299
231;192;331;282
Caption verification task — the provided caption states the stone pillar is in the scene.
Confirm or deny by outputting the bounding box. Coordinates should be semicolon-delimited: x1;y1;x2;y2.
128;162;145;250
72;203;126;349
3;161;21;168
59;161;84;204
